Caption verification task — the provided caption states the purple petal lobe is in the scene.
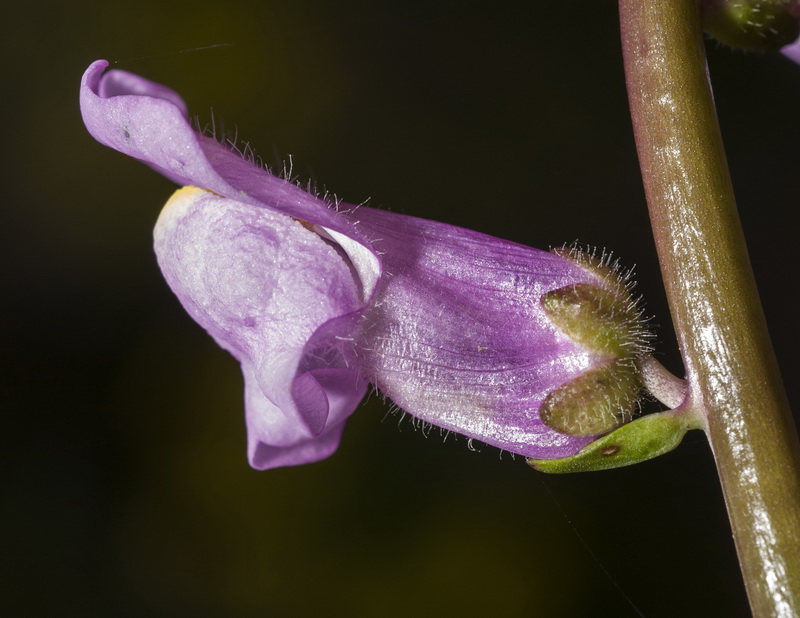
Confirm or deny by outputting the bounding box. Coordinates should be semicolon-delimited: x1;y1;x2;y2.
354;209;608;459
80;60;381;300
155;187;367;468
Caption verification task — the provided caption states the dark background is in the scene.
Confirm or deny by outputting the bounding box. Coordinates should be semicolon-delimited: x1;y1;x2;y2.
3;2;799;616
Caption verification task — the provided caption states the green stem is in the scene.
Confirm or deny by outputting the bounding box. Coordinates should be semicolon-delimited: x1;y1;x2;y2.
618;1;800;615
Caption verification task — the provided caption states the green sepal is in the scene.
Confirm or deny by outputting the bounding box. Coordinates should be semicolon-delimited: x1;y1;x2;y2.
528;410;699;474
539;359;641;436
541;283;640;358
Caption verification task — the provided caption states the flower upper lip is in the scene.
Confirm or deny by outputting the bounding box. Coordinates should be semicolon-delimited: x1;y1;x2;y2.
81;59;382;302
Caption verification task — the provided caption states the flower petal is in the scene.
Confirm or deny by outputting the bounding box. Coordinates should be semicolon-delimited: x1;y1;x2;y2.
80;60;381;300
783;37;800;64
354;208;608;458
155;187;367;468
243;364;351;470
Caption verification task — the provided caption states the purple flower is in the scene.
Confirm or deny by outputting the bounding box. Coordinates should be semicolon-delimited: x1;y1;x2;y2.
81;60;646;469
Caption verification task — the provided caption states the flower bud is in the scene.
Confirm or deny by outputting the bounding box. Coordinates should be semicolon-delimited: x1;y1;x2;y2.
701;0;800;52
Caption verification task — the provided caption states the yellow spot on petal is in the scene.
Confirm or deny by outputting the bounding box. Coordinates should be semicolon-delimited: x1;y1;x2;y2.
162;185;207;213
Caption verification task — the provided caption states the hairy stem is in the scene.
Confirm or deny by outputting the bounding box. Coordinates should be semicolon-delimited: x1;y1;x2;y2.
618;0;800;615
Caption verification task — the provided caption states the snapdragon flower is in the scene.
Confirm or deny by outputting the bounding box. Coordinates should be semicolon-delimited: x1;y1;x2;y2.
81;60;650;469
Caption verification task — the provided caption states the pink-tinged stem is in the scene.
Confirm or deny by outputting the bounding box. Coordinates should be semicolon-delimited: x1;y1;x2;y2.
618;0;800;615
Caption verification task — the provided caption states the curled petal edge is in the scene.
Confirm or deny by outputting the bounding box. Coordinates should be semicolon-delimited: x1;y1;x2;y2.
80;59;381;302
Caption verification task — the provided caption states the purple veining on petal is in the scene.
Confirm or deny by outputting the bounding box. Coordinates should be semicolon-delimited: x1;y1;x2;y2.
353;208;605;458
